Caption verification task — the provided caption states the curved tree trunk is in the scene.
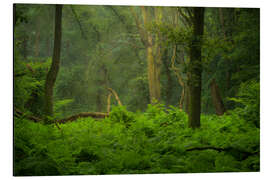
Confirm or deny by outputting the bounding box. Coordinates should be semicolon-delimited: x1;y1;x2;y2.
44;5;63;121
187;7;204;128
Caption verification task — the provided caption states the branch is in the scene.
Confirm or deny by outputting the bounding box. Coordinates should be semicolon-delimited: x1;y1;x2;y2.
107;93;112;113
186;146;259;160
107;6;128;30
130;6;147;46
107;87;123;106
178;8;192;27
187;146;225;152
15;107;108;125
14;72;27;77
14;108;42;122
185;7;194;20
170;46;185;87
103;6;144;63
70;6;88;40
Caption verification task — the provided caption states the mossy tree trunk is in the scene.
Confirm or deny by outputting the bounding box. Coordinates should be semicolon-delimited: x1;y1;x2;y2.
141;6;162;104
44;5;63;120
187;7;204;128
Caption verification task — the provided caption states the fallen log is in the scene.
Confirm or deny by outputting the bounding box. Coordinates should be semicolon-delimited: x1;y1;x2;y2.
186;146;259;160
57;112;109;124
15;107;109;124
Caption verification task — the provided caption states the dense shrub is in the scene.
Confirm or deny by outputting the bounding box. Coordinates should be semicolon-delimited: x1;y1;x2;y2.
14;104;259;175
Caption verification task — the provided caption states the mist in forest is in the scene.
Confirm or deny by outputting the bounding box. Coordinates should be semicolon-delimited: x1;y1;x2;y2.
14;4;260;176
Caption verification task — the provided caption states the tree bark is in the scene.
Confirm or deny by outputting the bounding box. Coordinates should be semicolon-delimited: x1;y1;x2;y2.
210;78;226;115
161;49;173;105
187;7;204;128
44;5;63;120
184;88;190;113
141;6;161;104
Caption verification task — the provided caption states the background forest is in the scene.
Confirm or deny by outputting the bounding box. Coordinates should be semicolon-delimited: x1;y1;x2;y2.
14;4;260;175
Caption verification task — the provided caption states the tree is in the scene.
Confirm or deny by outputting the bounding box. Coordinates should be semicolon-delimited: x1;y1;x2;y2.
44;4;63;120
187;7;204;128
210;78;226;115
132;6;162;104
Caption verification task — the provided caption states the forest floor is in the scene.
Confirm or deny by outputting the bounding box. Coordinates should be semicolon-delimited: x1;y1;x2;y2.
14;105;259;176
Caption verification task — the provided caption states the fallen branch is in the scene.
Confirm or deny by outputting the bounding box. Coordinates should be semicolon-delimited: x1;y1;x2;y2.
15;107;108;124
187;146;226;152
14;108;42;122
57;112;109;124
186;146;259;160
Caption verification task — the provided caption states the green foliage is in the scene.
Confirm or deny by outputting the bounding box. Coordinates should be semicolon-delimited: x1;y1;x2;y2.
109;106;135;126
14;5;260;176
228;81;260;127
14;104;259;175
14;55;51;116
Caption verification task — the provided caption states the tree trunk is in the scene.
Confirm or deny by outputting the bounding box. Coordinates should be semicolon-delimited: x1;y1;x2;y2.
22;34;28;59
210;78;226;115
161;49;173;106
46;37;51;57
141;6;161;104
187;7;204;128
146;44;161;103
96;90;103;112
44;5;63;120
218;8;231;91
35;18;40;57
185;88;190;113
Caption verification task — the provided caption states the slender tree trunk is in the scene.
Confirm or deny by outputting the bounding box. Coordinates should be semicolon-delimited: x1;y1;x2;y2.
161;49;173;105
22;34;28;60
179;86;185;109
44;5;63;120
218;8;231;91
218;8;226;39
210;78;226;115
96;91;103;112
35;19;40;57
46;37;51;57
187;7;204;128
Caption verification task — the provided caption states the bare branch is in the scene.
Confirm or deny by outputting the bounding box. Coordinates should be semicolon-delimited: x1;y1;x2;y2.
107;87;123;106
70;6;88;40
130;7;147;46
178;8;192;27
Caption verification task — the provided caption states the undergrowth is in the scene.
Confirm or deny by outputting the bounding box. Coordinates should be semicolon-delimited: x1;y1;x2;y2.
14;104;259;176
